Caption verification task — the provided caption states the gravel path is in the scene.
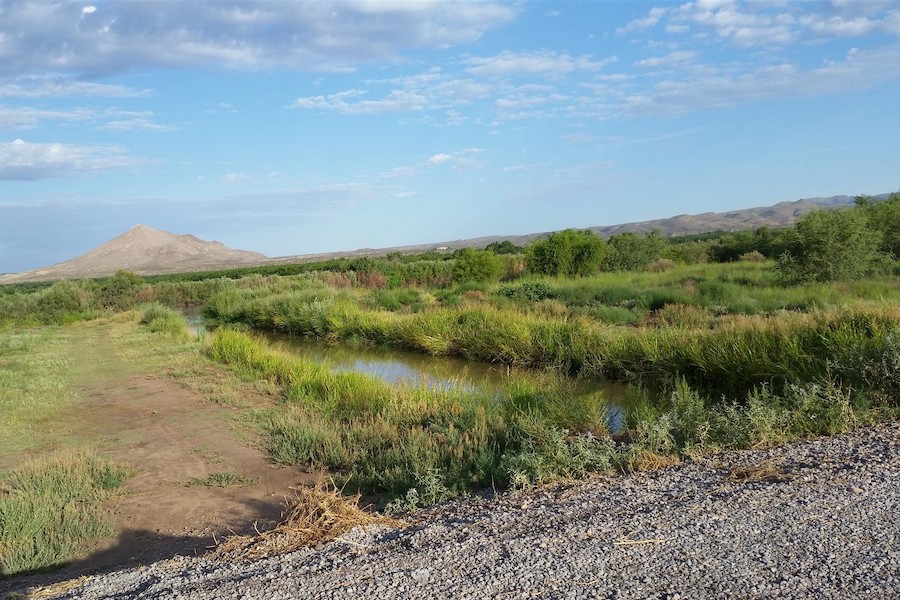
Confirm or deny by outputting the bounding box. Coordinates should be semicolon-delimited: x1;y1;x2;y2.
27;423;900;599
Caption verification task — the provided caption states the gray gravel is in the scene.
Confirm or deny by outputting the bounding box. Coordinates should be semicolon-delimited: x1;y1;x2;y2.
28;423;900;599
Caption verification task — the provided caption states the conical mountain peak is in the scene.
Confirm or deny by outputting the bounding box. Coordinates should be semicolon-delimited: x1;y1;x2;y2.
1;226;267;282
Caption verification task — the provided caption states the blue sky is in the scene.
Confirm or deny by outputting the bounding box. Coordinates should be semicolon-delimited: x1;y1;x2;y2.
2;0;899;273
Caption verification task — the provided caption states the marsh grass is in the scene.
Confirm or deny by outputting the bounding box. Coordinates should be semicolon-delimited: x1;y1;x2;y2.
207;327;892;511
138;303;189;337
209;328;615;508
0;451;130;577
202;271;900;507
623;376;867;461
207;281;900;396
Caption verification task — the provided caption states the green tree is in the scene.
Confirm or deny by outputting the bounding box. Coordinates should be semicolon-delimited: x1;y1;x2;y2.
484;240;523;255
603;231;667;271
663;239;712;265
776;208;885;283
857;192;900;258
98;270;145;310
526;229;606;277
451;248;503;283
708;227;784;262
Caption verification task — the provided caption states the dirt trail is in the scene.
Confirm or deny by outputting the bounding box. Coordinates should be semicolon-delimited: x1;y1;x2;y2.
7;323;311;593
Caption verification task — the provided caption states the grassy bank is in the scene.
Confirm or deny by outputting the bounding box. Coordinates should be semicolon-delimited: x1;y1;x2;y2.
209;327;613;510
199;261;899;508
205;278;900;397
208;328;894;511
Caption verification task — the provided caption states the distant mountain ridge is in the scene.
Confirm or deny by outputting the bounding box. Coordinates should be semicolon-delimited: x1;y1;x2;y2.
269;193;878;261
0;193;889;283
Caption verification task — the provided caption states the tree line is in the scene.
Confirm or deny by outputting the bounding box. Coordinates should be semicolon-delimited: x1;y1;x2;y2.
459;192;899;283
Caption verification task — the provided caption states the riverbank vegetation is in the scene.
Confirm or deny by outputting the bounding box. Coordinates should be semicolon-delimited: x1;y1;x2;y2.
1;197;899;564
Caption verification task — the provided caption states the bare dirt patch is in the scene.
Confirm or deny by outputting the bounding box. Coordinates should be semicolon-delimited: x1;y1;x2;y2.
5;328;313;594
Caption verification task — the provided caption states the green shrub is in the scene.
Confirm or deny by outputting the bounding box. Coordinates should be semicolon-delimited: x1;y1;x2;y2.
497;281;555;302
451;248;503;283
777;208;886;283
526;229;606;277
139;303;189;337
603;232;666;272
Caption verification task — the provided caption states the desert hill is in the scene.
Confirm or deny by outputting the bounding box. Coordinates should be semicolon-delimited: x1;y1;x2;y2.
0;225;267;283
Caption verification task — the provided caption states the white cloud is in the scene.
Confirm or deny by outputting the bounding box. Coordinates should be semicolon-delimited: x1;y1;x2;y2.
0;104;177;131
0;76;148;98
0;138;135;180
427;153;453;165
616;7;669;35
0;0;515;76
635;51;698;68
619;43;900;115
465;51;616;78
0;105;93;129
101;114;179;132
629;0;900;47
291;89;428;114
224;172;249;183
495;93;569;111
425;147;484;170
377;166;418;179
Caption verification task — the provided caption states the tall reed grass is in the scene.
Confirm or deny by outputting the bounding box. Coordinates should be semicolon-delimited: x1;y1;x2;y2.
209;328;615;509
207;328;895;512
206;285;900;397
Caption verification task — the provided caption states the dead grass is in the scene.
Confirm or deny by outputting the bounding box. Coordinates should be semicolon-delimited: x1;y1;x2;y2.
213;480;399;561
725;460;793;484
17;575;91;599
628;450;681;471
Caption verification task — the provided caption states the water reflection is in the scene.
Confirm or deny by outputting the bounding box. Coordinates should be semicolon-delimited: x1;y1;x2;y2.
185;307;630;431
265;332;630;431
182;307;206;336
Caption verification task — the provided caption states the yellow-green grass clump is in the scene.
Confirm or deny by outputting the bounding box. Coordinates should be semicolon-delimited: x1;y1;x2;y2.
0;451;130;577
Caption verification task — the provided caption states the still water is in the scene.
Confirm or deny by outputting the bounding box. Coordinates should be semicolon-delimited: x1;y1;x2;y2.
266;332;629;431
186;308;629;430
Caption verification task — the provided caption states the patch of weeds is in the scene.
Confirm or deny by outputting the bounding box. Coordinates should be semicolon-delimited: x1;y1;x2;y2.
191;444;225;464
0;451;130;577
138;303;189;338
383;468;455;515
188;470;257;488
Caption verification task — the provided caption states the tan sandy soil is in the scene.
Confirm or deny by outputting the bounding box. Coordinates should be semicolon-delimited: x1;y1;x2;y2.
6;345;313;594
